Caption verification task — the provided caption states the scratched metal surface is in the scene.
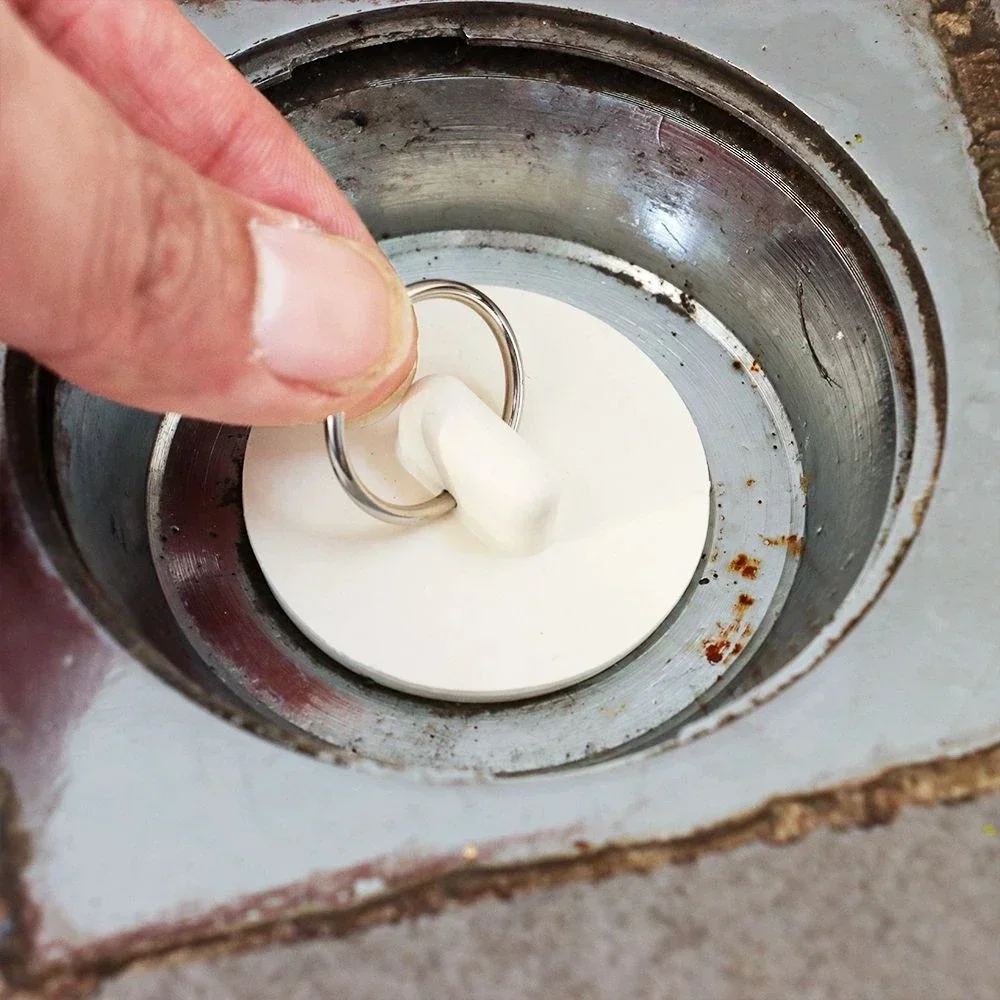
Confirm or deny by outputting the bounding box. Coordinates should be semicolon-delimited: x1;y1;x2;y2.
63;25;920;775
144;236;804;772
1;0;998;987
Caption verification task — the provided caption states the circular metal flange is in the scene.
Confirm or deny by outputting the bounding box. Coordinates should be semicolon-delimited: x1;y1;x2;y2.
323;279;524;526
19;8;944;776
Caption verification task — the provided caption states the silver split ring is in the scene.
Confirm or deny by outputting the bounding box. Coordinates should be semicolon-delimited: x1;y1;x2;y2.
324;279;525;526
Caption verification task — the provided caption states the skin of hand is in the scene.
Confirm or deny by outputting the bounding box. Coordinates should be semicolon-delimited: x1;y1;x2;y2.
0;0;417;425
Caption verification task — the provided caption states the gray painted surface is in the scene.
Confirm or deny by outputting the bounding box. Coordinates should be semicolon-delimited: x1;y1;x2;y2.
97;790;1000;1000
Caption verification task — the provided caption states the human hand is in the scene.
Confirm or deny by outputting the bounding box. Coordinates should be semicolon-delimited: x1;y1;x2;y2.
0;0;416;425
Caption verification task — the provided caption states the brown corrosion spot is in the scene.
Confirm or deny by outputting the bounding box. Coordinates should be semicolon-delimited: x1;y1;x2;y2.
749;359;762;372
701;595;756;664
762;533;805;558
703;641;729;664
728;553;761;580
800;473;810;494
745;478;756;488
732;360;743;370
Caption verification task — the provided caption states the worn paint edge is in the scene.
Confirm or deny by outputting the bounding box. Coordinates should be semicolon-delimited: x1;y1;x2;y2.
3;740;1000;997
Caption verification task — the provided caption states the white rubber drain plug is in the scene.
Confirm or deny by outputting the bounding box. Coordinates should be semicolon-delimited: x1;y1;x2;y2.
243;286;710;702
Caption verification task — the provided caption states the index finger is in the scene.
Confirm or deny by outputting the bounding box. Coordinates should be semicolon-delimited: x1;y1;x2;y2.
11;0;370;241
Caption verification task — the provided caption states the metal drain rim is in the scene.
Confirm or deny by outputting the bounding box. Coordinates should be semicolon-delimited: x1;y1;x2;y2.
6;5;945;782
147;235;805;771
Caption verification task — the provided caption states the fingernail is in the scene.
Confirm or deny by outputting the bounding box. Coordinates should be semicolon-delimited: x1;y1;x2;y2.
250;224;409;391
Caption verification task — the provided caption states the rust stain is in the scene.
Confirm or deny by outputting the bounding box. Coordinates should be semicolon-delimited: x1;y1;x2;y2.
701;594;755;664
702;641;728;665
749;359;762;373
728;553;761;580
731;359;743;371
800;473;810;494
745;478;756;488
931;0;1000;251
761;533;805;558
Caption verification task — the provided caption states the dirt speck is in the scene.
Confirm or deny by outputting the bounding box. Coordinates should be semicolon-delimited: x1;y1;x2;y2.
338;109;369;128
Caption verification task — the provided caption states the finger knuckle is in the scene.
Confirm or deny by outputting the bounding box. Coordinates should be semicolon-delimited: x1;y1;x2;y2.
127;149;213;340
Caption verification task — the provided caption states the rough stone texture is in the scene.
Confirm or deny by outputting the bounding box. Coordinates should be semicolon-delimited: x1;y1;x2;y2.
93;793;1000;1000
931;0;1000;248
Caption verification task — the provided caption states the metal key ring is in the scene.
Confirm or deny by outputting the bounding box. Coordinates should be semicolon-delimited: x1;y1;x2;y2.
324;279;525;526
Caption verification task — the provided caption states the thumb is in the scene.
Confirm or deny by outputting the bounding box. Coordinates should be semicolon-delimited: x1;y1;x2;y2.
0;3;415;426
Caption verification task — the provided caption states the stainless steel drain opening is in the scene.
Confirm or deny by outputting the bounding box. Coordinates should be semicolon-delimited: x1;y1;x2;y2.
4;4;943;776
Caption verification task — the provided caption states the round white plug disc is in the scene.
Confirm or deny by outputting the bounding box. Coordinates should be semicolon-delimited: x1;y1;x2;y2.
242;286;710;702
